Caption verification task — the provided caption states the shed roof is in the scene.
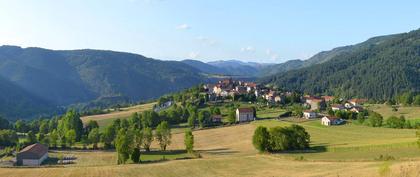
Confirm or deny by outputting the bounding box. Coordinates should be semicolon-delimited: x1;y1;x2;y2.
18;143;48;159
237;108;254;113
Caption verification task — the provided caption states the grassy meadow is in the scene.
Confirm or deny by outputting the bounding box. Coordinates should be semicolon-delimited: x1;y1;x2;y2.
366;104;420;120
81;102;155;129
4;118;420;176
3;103;420;177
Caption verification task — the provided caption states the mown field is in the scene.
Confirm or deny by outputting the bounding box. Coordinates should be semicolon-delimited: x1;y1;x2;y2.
3;117;420;177
80;102;155;129
366;104;420;120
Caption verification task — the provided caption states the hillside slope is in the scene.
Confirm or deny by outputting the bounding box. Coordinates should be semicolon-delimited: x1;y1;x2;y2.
0;75;56;119
261;29;420;100
0;46;206;118
260;33;402;76
181;59;229;75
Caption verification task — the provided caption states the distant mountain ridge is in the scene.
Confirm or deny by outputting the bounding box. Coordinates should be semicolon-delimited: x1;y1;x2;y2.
0;46;206;119
182;59;275;76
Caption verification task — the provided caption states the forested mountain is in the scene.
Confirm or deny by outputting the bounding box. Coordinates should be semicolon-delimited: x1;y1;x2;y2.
258;59;304;76
182;59;275;77
259;33;402;76
261;29;420;100
181;59;229;75
0;46;206;119
0;75;56;119
207;60;268;76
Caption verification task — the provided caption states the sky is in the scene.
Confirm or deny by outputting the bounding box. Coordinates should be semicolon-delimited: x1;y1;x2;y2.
0;0;419;63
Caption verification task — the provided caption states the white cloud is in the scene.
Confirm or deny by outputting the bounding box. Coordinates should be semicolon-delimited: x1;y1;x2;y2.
241;46;255;52
176;24;191;30
188;51;199;59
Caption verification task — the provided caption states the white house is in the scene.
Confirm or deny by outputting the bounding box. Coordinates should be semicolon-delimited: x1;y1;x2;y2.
321;116;343;126
303;110;317;119
236;108;255;122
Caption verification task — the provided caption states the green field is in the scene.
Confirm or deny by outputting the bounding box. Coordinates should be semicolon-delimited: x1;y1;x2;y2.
256;107;286;119
254;119;420;160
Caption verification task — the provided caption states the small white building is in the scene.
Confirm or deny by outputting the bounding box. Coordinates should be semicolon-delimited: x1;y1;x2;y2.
303;110;317;119
321;116;343;126
236;108;255;122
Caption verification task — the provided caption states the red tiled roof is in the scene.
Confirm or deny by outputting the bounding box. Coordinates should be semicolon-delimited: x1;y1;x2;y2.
246;82;257;87
324;115;339;121
349;98;368;104
321;96;335;101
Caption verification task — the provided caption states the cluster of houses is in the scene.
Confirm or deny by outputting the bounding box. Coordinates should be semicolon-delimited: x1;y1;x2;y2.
204;79;369;127
203;78;289;104
302;96;368;126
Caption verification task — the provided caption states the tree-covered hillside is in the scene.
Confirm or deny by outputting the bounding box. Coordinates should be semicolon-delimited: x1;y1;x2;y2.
261;29;420;100
0;76;57;119
0;46;206;119
181;59;229;75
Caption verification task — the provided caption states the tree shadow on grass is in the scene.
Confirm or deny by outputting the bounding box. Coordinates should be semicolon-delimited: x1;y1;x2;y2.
140;150;195;164
198;148;240;155
143;149;187;156
272;145;328;154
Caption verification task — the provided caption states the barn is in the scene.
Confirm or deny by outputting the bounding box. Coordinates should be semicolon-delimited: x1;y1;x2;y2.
236;108;255;122
16;143;48;166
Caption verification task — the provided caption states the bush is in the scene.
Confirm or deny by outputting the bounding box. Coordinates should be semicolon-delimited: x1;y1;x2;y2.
366;112;383;127
252;126;270;152
131;148;141;163
253;125;310;152
386;116;405;128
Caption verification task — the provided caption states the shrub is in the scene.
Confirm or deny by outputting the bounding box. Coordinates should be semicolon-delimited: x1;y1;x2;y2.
253;125;310;152
252;126;270;152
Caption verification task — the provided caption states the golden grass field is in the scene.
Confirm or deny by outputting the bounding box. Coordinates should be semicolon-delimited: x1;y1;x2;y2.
3;117;420;177
81;102;155;127
366;104;420;120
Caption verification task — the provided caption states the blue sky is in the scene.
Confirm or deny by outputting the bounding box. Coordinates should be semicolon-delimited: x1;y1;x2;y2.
0;0;419;63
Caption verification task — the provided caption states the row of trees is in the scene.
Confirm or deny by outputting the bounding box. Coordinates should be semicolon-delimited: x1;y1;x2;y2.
253;125;310;152
395;92;420;106
114;121;171;164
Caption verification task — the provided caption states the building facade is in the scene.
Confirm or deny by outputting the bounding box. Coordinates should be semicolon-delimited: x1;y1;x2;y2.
236;108;255;122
